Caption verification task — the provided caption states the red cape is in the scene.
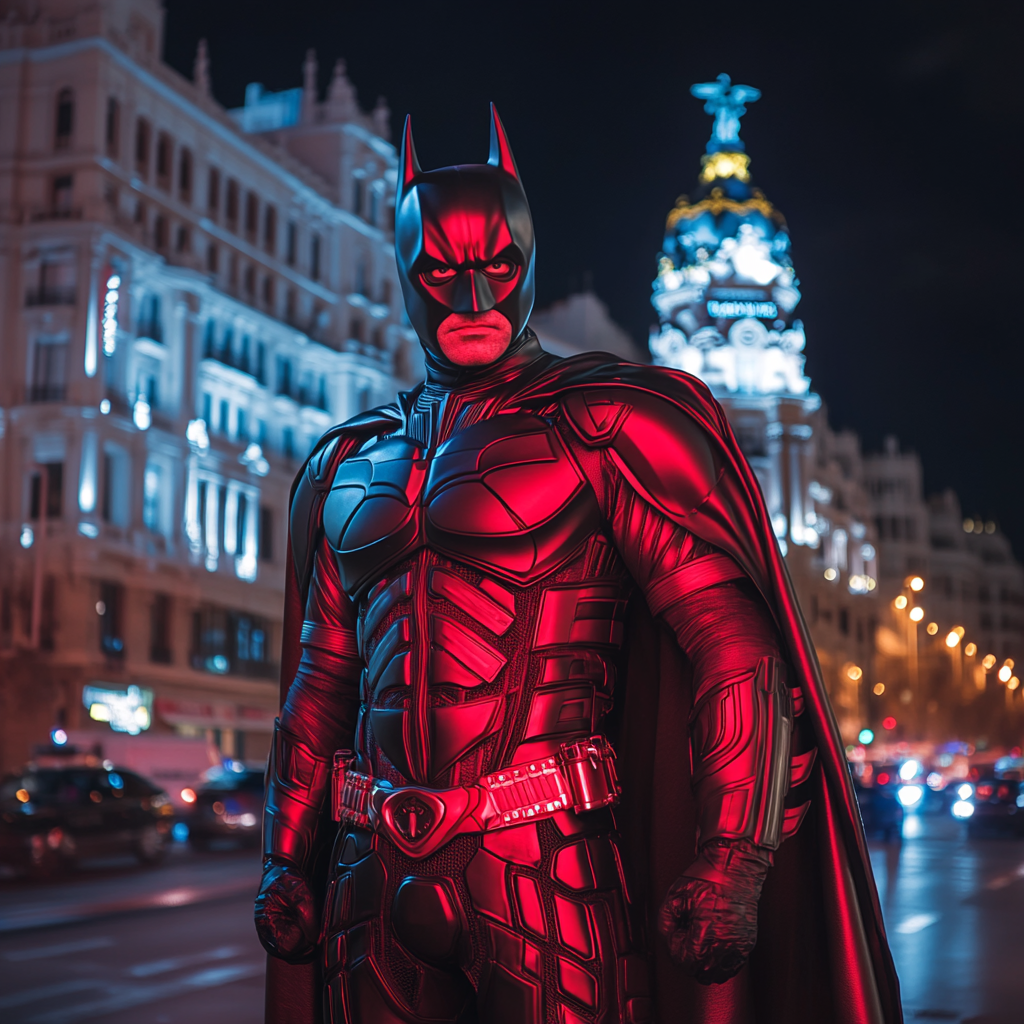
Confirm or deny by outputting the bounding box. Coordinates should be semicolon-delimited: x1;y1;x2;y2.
266;356;902;1024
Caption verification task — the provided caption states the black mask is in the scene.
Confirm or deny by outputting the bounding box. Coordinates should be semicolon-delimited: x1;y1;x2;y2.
394;105;536;381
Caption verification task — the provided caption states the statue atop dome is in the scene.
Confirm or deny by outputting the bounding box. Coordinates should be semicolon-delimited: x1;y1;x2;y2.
690;73;761;153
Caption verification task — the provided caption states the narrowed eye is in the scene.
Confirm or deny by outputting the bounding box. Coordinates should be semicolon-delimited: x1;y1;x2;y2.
421;265;456;285
483;259;515;278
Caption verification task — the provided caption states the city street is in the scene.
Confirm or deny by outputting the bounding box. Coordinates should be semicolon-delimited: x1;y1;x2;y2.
0;819;1022;1023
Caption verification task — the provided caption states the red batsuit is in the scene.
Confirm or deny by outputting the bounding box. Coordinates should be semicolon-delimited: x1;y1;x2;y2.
257;109;902;1024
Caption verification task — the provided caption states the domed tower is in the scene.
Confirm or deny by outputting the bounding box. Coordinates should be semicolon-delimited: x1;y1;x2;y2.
650;74;825;554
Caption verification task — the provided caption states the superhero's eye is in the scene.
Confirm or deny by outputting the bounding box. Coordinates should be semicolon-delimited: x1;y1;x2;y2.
483;260;516;279
421;266;456;285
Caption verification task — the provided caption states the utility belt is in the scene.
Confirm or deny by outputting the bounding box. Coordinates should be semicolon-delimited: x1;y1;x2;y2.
331;736;621;860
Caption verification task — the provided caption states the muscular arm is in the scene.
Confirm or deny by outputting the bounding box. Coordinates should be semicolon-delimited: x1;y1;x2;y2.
256;536;362;962
561;390;792;983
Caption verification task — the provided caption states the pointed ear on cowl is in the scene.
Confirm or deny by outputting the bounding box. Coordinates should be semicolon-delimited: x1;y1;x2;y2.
397;114;422;203
487;103;521;182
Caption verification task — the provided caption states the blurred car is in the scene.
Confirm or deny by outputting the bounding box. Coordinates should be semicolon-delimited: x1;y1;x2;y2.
854;774;904;841
965;772;1024;837
0;761;174;875
182;763;264;849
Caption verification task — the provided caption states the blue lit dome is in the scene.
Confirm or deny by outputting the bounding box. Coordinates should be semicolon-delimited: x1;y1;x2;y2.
650;75;809;398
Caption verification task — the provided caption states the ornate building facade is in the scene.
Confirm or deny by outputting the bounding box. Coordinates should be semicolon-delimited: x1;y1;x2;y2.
651;75;1024;746
0;0;417;770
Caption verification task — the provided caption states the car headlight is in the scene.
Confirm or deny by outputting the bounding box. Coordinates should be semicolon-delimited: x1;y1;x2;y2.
956;783;973;801
952;800;975;819
897;785;924;808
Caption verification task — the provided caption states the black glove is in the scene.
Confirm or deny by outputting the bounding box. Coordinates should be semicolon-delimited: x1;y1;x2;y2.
254;862;320;963
658;838;772;984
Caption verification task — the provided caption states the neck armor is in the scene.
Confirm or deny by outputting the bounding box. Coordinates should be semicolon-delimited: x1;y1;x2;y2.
394;104;536;384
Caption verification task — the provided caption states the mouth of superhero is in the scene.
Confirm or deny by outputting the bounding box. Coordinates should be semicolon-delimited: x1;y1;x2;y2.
436;310;513;366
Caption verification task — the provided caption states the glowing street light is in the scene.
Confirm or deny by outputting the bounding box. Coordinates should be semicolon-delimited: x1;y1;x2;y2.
873;682;885;695
965;643;977;657
945;631;961;649
1010;677;1020;691
909;607;925;622
926;621;938;635
998;665;1013;683
909;577;925;592
894;595;908;610
983;654;997;670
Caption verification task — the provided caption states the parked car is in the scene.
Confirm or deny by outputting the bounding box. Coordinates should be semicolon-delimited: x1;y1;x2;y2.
966;773;1024;837
854;775;904;841
0;760;174;875
182;763;264;849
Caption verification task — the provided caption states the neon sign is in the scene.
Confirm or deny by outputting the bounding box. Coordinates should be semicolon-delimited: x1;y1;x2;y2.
707;299;778;319
102;274;120;355
82;683;153;735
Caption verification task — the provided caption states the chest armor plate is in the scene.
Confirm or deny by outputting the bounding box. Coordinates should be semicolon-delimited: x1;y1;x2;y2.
323;413;601;596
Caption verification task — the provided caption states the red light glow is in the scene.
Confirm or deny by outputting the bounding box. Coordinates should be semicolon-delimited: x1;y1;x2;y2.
180;788;196;804
882;716;897;730
877;773;890;786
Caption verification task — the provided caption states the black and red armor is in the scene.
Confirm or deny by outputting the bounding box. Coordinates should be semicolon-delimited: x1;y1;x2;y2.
258;108;903;1024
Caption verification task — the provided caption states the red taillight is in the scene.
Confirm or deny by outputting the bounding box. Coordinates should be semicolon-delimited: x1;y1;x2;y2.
976;784;994;800
180;788;197;804
877;773;890;786
998;785;1011;800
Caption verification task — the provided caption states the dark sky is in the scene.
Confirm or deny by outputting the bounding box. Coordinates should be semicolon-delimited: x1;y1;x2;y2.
163;0;1024;550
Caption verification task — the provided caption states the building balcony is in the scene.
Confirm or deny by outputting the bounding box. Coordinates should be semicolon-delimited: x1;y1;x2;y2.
26;286;76;306
137;320;163;344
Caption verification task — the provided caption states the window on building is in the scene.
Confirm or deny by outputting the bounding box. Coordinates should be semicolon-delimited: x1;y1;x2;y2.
150;594;172;664
206;242;218;274
142;460;163;532
264;205;277;253
30;334;69;401
154;214;168;252
137;293;162;342
54;88;73;149
228;252;238;290
352;177;364;216
225;179;239;231
191;606;270;676
135;117;150;176
243;263;255;297
285;287;297;323
283;427;295;459
201;391;212;425
207;166;220;217
261;275;274;309
30;463;64;519
276;356;293;398
259;505;274;562
178;148;193;203
175;224;190;253
156;132;172;190
372;325;385;350
31;252;76;306
369;188;379;226
237;407;248;441
255;342;267;384
245;192;258;241
105;96;119;158
380;279;392;307
350;316;364;344
101;445;130;527
98;581;125;657
310;233;321;281
355;260;367;296
219;398;230;436
51;174;73;216
286;221;297;265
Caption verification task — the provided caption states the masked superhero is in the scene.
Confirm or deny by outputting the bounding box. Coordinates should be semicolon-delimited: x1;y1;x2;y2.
257;106;902;1024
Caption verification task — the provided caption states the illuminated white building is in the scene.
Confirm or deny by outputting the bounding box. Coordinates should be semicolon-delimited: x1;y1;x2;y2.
650;75;880;739
0;0;416;769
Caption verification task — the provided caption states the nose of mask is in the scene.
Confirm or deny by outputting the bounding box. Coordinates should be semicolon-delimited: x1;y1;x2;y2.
450;270;496;314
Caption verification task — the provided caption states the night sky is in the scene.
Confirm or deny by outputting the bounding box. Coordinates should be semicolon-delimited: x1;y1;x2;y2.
163;1;1024;550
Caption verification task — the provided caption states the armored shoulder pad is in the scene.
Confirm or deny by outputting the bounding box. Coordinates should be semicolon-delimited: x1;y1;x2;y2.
563;387;722;520
290;406;401;595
